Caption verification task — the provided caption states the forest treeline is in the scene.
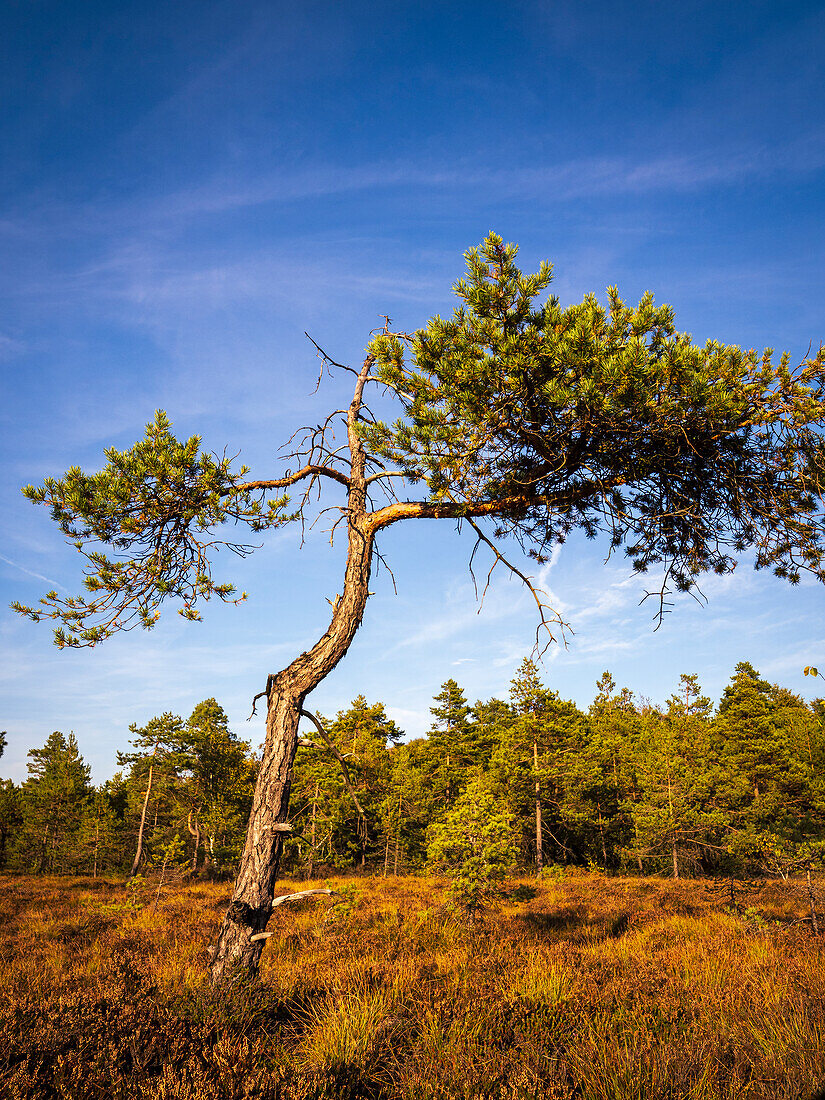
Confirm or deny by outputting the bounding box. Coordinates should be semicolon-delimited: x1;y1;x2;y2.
1;659;824;881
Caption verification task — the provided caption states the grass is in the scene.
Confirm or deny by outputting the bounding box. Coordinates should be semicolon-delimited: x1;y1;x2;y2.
0;872;823;1099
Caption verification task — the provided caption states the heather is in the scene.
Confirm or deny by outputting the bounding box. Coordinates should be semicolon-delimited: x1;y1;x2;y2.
1;872;823;1099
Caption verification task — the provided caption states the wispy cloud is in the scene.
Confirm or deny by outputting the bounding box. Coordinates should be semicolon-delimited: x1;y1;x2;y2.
7;131;823;253
0;552;67;592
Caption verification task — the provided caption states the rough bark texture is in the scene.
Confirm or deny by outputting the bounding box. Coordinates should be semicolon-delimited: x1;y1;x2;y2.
209;690;305;984
209;360;376;986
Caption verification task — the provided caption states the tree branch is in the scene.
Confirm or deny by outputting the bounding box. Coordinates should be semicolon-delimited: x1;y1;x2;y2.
464;516;570;654
235;464;350;491
299;709;368;824
249;889;341;939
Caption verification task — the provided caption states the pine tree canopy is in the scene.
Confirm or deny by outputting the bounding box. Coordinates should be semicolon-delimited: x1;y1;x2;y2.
11;411;294;647
13;233;825;647
365;234;825;600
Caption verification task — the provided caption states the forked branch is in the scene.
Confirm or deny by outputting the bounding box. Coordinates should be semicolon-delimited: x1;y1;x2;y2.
465;516;570;656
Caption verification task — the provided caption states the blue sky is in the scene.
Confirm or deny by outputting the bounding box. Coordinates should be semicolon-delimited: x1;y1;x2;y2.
2;0;825;782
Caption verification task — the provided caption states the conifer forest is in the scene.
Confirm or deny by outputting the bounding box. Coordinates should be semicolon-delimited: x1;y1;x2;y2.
4;661;825;1099
3;659;825;887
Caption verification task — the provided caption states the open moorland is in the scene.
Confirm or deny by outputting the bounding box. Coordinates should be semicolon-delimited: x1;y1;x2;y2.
0;873;824;1100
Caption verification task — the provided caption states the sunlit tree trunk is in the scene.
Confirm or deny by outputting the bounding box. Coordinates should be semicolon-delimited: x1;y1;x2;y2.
129;763;153;879
210;362;377;986
209;542;374;984
188;812;200;873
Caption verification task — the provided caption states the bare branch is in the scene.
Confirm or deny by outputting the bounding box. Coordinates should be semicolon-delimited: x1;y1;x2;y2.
235;464;350;492
249;889;342;938
364;470;408;486
299;709;368;824
464;516;570;655
639;562;707;630
372;544;398;595
304;332;359;376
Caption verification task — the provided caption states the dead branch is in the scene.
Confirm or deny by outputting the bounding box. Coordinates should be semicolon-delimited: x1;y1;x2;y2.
305;332;359;376
249;889;342;939
464;516;570;655
299;709;368;825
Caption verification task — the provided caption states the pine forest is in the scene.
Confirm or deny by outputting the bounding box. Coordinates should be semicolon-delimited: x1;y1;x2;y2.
3;659;825;885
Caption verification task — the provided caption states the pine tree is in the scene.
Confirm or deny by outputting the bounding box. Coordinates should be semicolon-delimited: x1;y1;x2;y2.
0;780;21;870
379;741;430;875
16;234;825;984
716;663;822;864
511;659;551;872
587;673;644;871
629;678;725;877
11;731;91;873
76;786;121;877
117;712;183;877
427;771;518;920
288;697;401;871
179;699;255;874
426;680;474;808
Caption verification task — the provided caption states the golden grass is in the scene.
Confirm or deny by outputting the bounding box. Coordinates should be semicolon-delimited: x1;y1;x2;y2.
0;872;823;1099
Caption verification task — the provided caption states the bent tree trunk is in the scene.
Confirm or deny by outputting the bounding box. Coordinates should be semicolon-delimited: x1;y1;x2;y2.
129;762;153;879
210;508;375;985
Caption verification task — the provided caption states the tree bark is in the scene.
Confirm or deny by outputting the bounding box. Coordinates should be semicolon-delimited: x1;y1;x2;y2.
129;763;153;879
209;539;375;985
187;811;200;874
210;358;377;986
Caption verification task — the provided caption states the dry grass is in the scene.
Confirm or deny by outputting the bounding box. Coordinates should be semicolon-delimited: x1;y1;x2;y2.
1;872;824;1099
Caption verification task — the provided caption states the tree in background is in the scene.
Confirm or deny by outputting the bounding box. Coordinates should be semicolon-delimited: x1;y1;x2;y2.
179;699;255;875
10;732;91;873
117;712;183;878
629;677;725;877
0;780;20;870
717;663;825;869
14;234;825;984
378;742;431;875
0;733;21;870
585;673;643;870
427;771;519;921
491;660;590;870
76;785;122;878
288;697;401;872
424;680;474;810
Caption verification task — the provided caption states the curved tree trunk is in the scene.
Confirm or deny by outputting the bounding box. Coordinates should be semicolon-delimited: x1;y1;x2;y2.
128;763;153;879
210;463;376;985
209;686;306;984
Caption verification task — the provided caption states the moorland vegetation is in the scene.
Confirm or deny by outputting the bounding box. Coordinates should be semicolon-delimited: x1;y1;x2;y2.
1;870;823;1099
